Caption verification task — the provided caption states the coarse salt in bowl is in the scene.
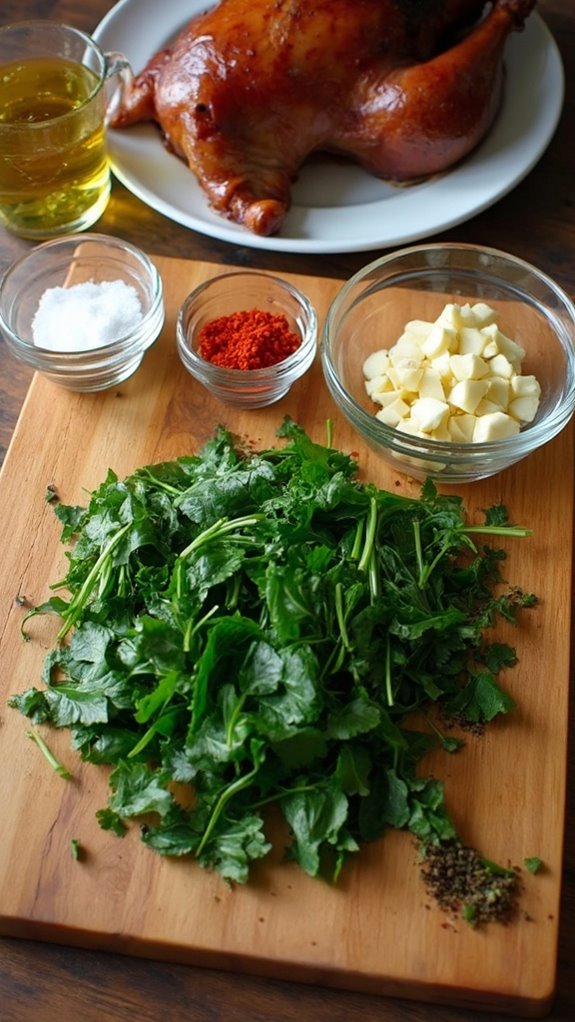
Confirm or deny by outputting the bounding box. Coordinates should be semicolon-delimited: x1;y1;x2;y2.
0;233;164;391
176;271;318;408
321;243;575;483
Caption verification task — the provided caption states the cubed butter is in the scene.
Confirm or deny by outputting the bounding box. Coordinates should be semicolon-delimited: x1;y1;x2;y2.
418;367;446;401
362;300;540;448
449;352;489;381
394;363;424;391
402;319;434;340
448;414;476;442
421;324;457;359
390;339;424;363
488;353;515;378
484;376;510;410
510;374;541;398
365;373;391;397
430;352;453;382
375;397;410;427
410;397;450;433
509;395;540;423
470;302;497;327
458;327;487;356
363;349;390;379
449;378;490;414
473;412;520;442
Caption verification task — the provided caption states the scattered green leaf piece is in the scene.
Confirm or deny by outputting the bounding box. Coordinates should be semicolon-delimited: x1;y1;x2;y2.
524;856;544;874
96;808;127;838
70;838;82;861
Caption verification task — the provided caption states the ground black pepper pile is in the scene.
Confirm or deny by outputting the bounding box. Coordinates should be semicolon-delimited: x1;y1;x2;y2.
420;840;520;926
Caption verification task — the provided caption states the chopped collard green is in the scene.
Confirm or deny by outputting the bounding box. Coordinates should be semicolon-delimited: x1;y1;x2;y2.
9;419;537;919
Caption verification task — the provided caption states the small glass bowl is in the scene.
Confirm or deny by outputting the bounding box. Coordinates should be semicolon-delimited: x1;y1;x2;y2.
321;243;575;483
176;271;317;408
0;233;164;391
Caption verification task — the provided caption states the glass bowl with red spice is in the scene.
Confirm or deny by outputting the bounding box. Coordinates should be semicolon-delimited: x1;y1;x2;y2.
176;271;317;408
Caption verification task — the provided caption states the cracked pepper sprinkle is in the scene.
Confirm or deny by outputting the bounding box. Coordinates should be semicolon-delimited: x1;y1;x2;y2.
420;839;520;926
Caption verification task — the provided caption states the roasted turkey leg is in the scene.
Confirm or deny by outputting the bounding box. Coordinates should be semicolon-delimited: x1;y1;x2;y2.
112;0;537;236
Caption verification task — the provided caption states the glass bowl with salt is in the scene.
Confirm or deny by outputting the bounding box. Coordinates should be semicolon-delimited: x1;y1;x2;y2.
0;233;164;391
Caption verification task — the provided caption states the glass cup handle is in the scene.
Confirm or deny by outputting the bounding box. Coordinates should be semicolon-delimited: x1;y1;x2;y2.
103;51;134;124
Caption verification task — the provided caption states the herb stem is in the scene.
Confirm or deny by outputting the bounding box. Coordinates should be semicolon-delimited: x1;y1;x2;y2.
385;635;394;707
248;783;319;811
179;514;263;561
413;519;425;587
57;522;132;640
26;728;71;779
196;759;262;857
334;582;350;650
350;519;364;561
358;498;378;573
183;603;219;652
463;525;532;538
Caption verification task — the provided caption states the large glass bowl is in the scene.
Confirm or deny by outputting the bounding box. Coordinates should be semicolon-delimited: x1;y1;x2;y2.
321;244;575;483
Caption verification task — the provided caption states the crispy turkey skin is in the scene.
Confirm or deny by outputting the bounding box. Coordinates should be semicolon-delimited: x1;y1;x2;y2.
112;0;538;236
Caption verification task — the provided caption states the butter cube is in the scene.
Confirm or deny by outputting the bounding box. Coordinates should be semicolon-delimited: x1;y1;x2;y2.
395;417;423;437
403;319;434;341
510;374;541;398
430;421;451;442
449;378;490;414
449;353;489;381
394;362;424;391
365;373;391;397
448;414;476;442
488;353;514;379
390;339;424;363
470;302;497;327
376;398;410;427
430;352;453;382
458;327;487;356
473;412;520;442
435;304;467;331
495;330;525;368
480;323;501;358
402;316;435;337
418;367;445;401
363;349;390;379
509;395;540;423
410;397;450;433
421;325;457;359
484;376;510;410
372;389;404;408
475;398;502;417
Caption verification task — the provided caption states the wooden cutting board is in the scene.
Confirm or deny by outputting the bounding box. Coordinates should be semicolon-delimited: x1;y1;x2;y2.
0;255;571;1017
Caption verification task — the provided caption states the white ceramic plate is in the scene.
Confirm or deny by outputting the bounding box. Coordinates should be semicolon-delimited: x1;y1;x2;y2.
93;0;564;255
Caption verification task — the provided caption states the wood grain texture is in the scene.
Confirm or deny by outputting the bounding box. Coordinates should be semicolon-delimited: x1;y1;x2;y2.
0;256;571;1017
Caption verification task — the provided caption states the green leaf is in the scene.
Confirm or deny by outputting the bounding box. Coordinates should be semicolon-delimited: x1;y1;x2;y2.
282;783;350;878
524;856;544;874
108;761;174;819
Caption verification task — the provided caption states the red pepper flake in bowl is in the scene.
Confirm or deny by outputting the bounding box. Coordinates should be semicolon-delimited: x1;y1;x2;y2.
197;308;301;370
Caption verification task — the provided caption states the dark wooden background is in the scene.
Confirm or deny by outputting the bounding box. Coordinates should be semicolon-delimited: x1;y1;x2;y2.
0;2;573;1019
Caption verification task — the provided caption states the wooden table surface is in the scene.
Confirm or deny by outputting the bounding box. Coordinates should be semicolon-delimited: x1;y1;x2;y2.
0;2;573;1020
